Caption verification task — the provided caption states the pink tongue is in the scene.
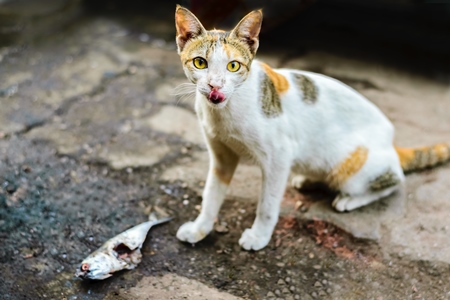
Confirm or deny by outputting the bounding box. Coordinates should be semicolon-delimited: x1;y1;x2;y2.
208;90;225;104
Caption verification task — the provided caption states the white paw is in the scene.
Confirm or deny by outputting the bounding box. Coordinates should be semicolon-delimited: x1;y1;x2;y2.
291;175;307;189
239;228;271;251
332;194;351;212
176;221;212;244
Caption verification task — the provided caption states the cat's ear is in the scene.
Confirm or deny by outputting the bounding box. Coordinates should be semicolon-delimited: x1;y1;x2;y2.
175;5;206;53
230;10;262;55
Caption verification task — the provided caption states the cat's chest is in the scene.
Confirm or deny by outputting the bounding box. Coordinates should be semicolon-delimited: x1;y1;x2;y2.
198;107;258;159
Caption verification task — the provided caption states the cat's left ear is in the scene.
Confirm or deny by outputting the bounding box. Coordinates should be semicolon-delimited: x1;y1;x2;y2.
175;5;206;53
230;10;262;55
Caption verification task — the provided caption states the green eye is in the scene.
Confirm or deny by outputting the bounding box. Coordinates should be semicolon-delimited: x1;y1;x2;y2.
193;57;207;69
227;61;240;72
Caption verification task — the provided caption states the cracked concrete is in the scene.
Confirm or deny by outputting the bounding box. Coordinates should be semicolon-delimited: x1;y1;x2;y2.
1;6;450;300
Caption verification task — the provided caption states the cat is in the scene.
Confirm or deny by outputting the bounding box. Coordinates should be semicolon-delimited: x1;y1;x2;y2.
173;5;450;251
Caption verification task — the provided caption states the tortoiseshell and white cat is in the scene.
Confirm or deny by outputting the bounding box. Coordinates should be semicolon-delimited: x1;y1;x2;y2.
174;6;450;250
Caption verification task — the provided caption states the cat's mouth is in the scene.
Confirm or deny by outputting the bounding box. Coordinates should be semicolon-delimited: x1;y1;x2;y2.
208;90;225;104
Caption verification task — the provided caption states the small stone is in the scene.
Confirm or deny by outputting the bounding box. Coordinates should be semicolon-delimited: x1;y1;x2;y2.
313;265;321;270
294;295;300;300
276;262;285;267
266;291;275;298
277;279;286;285
182;200;189;205
127;65;138;74
22;165;32;173
139;33;150;42
274;289;281;296
251;265;258;271
311;291;318;298
290;286;296;292
322;279;327;285
214;224;229;234
319;290;327;296
285;277;291;283
314;281;322;288
282;287;290;294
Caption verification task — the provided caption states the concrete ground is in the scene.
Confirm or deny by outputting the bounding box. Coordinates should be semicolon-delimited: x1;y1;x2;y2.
1;9;450;300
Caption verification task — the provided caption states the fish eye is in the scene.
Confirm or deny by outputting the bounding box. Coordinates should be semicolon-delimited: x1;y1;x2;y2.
193;57;207;69
81;263;90;272
227;61;240;72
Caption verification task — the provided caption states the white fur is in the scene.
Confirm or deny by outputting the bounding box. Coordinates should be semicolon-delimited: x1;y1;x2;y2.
176;56;405;250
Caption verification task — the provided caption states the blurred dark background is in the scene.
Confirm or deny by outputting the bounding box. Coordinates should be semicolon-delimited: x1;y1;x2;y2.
1;0;449;78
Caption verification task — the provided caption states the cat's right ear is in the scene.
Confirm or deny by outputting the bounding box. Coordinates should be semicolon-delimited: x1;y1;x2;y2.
175;5;206;53
230;9;262;55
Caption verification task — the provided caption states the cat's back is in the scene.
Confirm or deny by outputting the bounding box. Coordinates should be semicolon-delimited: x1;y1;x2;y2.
272;66;392;131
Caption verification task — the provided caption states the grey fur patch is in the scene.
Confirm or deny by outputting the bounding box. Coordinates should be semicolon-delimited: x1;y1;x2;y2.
260;73;282;117
414;149;431;169
293;74;318;103
369;171;400;192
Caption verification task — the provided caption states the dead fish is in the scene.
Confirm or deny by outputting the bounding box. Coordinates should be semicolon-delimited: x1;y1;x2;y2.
75;215;172;280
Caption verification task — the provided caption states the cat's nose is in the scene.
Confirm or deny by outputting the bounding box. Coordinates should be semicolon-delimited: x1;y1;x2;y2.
208;84;222;91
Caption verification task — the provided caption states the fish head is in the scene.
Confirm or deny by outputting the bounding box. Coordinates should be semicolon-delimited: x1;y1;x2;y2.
75;252;122;280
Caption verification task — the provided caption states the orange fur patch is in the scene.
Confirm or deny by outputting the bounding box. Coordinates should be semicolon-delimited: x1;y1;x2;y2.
328;146;369;189
395;147;415;170
434;143;449;160
260;62;289;94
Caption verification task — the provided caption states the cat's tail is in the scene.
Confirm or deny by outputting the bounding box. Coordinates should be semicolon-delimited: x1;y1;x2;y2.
395;143;450;173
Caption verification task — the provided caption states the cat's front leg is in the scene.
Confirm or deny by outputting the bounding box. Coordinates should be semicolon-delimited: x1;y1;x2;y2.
239;158;291;251
177;138;239;244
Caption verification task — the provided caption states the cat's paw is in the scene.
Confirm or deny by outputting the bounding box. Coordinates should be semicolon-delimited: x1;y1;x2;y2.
291;175;307;189
239;228;271;251
332;194;351;212
333;194;364;212
176;221;212;244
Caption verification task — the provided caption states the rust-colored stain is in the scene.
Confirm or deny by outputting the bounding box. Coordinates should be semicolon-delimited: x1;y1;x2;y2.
307;220;355;259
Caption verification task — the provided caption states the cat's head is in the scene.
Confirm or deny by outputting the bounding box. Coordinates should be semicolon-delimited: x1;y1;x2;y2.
175;5;262;108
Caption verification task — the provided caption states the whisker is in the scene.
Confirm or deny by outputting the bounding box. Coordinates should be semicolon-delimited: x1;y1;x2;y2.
173;82;196;107
172;82;196;96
